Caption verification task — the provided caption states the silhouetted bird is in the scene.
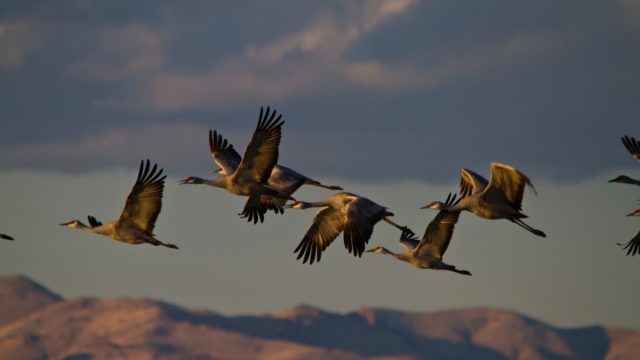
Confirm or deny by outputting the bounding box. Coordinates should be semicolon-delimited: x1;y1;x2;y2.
618;209;640;256
609;135;640;186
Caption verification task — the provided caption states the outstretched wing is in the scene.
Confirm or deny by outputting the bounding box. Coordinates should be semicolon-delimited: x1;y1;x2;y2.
343;197;387;258
622;135;640;162
618;230;640;256
399;229;420;250
118;159;166;233
483;162;535;210
460;168;488;198
87;215;103;228
294;207;345;265
209;130;242;175
416;193;461;259
239;195;285;224
233;107;284;184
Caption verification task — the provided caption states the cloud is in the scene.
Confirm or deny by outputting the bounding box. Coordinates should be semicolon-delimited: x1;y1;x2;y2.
244;0;418;62
80;0;421;112
83;0;566;113
143;58;338;111
341;30;566;90
0;20;48;69
69;23;168;82
0;123;215;174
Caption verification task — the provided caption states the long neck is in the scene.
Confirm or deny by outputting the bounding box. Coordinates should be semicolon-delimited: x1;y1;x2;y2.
74;222;96;233
300;200;331;209
199;176;227;188
76;221;114;236
377;247;408;262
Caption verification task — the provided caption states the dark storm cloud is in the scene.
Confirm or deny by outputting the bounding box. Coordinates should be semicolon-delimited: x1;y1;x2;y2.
0;0;639;182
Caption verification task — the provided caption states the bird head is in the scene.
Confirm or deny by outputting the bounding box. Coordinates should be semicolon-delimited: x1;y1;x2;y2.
179;176;203;185
627;209;640;217
420;201;444;210
608;175;634;184
60;220;82;228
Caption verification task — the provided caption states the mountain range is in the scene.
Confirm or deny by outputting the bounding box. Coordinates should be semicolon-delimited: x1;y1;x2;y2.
0;275;637;359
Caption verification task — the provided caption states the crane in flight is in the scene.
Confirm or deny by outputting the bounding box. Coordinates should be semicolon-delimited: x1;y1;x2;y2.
205;124;342;224
180;107;296;221
367;193;471;275
426;162;546;237
61;159;178;249
287;192;414;265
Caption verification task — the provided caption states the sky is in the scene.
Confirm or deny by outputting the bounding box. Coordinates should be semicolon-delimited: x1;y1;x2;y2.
1;0;640;330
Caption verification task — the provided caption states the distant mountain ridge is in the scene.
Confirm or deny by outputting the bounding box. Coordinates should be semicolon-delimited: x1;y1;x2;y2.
0;275;637;359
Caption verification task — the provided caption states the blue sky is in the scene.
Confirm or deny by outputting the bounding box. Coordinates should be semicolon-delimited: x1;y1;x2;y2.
1;0;640;329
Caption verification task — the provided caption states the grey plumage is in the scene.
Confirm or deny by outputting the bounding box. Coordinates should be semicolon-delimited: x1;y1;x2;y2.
367;193;471;275
288;192;414;265
430;162;546;237
207;126;342;224
61;159;178;249
180;107;296;220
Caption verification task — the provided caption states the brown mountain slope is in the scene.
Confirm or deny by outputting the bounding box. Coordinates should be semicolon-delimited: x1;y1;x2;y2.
0;275;637;360
0;274;61;326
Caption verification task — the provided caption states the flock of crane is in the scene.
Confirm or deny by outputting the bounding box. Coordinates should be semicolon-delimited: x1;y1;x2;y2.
3;107;639;274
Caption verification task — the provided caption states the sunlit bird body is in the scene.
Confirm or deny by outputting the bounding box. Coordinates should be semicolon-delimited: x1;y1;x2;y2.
287;192;414;264
609;135;640;186
61;160;178;249
0;234;14;241
180;107;296;220
203;126;342;223
367;193;471;275
430;162;546;237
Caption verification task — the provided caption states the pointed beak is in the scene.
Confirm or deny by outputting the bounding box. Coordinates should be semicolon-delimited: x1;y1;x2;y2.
366;248;376;253
60;221;71;226
627;211;639;217
178;178;188;185
419;205;429;209
608;178;616;183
